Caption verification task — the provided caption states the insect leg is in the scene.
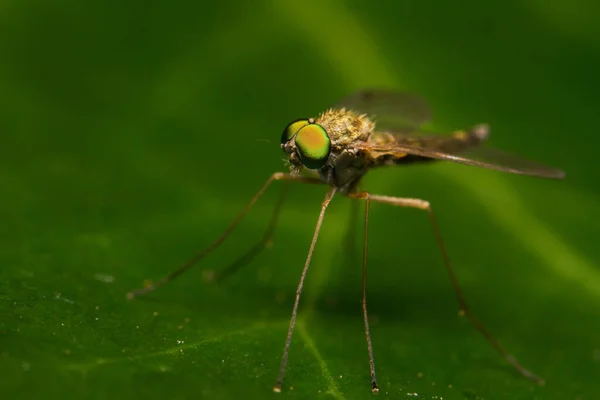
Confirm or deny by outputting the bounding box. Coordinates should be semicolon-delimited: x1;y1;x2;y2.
348;191;545;385
359;193;379;392
215;182;290;283
273;186;336;393
341;197;360;269
127;172;324;299
344;191;380;392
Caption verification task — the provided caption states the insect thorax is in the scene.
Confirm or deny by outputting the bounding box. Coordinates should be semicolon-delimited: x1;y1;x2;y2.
316;108;374;147
315;108;375;194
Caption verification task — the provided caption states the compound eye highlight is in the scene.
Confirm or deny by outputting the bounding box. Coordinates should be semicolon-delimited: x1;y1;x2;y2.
281;119;310;145
295;123;331;169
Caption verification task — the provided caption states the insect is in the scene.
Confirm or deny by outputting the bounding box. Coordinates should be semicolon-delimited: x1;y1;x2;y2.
128;89;565;393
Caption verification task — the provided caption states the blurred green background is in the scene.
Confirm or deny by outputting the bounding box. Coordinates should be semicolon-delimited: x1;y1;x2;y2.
1;1;599;399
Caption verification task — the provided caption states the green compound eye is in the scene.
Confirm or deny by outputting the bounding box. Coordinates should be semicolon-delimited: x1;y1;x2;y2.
281;119;309;145
295;123;331;169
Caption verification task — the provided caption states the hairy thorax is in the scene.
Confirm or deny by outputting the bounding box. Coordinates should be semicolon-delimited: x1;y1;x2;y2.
315;108;375;194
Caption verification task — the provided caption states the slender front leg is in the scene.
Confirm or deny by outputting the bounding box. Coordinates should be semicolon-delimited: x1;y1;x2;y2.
128;172;324;299
215;182;290;283
349;191;544;386
273;186;337;393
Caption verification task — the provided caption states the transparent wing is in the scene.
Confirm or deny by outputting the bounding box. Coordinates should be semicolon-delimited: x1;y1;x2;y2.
339;89;565;179
361;125;565;179
335;88;432;134
458;146;566;178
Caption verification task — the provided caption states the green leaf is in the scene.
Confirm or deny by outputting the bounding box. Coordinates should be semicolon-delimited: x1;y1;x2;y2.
2;1;599;399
